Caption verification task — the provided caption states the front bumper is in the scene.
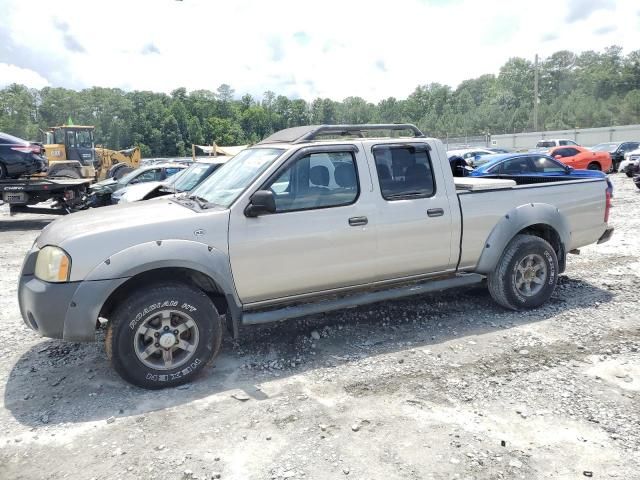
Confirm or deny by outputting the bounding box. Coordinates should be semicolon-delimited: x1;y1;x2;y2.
18;249;129;342
597;227;614;244
19;275;80;339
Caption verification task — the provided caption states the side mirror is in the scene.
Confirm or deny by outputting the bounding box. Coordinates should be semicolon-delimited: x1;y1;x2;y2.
554;155;562;160
245;190;276;217
565;165;573;173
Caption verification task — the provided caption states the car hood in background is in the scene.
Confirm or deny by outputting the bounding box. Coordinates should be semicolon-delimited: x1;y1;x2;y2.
89;177;119;193
114;181;166;203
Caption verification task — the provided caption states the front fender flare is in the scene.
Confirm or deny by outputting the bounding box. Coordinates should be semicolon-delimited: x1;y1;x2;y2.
63;240;241;340
474;203;571;274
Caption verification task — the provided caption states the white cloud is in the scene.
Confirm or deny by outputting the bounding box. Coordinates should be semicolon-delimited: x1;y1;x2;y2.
0;0;638;101
0;63;50;89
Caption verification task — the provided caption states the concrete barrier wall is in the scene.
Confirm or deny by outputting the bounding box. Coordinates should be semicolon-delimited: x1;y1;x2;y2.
490;124;640;150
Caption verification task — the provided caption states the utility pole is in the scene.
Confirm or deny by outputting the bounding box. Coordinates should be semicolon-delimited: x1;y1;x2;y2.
533;53;539;132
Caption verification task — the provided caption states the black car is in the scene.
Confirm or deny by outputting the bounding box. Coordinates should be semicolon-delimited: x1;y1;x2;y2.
592;142;640;171
0;132;48;179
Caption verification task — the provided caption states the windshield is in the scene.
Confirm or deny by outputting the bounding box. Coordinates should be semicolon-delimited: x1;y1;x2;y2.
592;143;618;152
164;168;186;185
190;148;284;207
536;141;555;148
117;169;142;185
172;163;216;192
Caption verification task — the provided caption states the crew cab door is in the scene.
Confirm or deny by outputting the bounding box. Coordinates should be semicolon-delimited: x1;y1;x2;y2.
367;143;457;279
228;144;377;305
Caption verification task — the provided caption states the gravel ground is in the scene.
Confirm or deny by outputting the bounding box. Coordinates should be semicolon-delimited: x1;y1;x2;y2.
1;174;638;480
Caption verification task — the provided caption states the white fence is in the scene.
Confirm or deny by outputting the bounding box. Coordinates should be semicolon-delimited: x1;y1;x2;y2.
489;124;640;150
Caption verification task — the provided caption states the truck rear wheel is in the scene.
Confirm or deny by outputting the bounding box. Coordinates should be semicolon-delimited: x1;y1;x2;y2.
105;282;222;389
488;234;558;310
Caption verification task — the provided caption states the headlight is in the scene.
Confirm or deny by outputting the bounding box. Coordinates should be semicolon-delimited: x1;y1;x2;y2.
35;246;71;282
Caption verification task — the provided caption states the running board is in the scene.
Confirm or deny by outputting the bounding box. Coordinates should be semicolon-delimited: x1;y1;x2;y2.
241;273;484;326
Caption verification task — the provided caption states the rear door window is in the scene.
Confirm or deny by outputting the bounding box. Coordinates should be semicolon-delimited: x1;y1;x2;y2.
530;156;567;173
554;148;576;158
493;156;534;174
373;145;435;200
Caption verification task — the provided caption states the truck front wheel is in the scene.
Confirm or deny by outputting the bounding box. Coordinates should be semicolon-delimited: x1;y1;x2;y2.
488;234;558;310
105;282;222;389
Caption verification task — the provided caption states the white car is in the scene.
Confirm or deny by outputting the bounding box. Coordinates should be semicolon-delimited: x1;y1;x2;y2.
112;157;230;203
534;139;578;148
618;148;640;176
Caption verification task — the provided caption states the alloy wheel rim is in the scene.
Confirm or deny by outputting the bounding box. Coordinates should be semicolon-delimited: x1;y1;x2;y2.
515;253;547;297
133;309;199;370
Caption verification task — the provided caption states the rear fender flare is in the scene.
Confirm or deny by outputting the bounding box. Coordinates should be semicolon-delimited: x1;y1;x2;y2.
474;203;570;274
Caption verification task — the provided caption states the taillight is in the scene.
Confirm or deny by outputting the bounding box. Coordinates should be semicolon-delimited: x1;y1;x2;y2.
604;189;611;223
11;145;41;154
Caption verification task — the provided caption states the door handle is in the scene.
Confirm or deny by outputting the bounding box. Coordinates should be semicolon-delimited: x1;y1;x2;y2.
427;208;444;217
348;216;368;226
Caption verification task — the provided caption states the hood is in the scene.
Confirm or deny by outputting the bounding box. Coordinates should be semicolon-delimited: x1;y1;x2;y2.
37;198;230;281
115;181;165;203
92;177;118;188
38;199;199;247
90;177;119;193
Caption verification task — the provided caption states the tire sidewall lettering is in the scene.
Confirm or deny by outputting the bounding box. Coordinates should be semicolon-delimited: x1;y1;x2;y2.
144;358;202;383
128;300;179;330
510;243;556;305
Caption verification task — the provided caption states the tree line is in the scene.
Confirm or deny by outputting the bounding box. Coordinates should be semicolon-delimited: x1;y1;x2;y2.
0;46;638;157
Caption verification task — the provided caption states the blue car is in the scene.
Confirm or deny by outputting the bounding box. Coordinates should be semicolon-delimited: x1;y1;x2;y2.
469;153;613;195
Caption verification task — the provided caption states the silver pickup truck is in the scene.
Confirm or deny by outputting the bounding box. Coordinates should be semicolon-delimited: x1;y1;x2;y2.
18;124;613;388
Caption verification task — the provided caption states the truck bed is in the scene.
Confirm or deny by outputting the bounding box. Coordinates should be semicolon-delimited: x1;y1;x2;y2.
456;176;607;271
454;177;516;191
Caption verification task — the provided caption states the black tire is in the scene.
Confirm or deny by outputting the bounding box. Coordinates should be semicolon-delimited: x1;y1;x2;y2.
488;234;558;310
587;162;601;171
626;171;634;178
105;282;222;389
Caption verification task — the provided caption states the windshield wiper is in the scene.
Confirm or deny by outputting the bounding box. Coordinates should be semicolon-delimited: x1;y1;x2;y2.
187;195;212;209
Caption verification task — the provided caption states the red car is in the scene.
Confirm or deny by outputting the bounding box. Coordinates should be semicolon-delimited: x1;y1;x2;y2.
549;145;612;172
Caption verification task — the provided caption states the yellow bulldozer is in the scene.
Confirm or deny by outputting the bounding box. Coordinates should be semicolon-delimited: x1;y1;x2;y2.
43;125;140;180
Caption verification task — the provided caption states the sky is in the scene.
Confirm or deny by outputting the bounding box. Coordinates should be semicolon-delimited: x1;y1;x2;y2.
0;0;639;102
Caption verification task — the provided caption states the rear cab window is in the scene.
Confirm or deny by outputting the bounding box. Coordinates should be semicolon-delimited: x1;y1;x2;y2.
372;145;435;200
